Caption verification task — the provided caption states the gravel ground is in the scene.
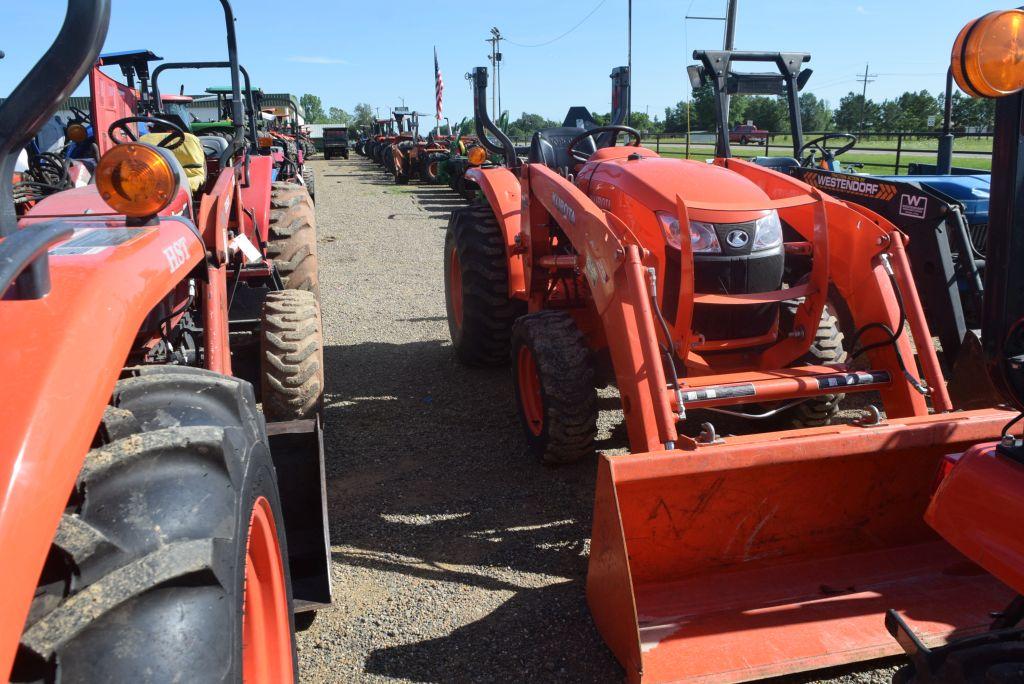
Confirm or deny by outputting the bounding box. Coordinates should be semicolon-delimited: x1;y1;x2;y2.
294;157;900;683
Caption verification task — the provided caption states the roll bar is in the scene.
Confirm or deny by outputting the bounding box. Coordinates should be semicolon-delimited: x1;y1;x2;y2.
0;0;110;239
690;50;811;158
219;0;245;167
0;0;109;300
151;61;259;154
471;67;518;169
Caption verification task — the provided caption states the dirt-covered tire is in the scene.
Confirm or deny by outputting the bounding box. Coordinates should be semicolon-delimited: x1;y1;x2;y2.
393;167;410;185
267;182;320;300
444;204;526;366
261;290;324;421
511;311;598;464
785;304;848;428
11;367;296;684
420;153;445;184
302;167;316;204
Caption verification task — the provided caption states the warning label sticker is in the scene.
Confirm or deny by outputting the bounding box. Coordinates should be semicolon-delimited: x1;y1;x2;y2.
50;228;150;256
681;383;756;404
815;370;890;390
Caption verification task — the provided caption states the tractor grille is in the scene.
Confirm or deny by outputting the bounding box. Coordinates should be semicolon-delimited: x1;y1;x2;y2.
967;222;988;256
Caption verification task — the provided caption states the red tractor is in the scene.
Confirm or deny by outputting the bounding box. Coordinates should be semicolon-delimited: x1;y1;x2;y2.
1;1;330;681
444;60;1017;682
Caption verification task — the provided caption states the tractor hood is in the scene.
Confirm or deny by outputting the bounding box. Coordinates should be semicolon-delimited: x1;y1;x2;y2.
587;156;773;224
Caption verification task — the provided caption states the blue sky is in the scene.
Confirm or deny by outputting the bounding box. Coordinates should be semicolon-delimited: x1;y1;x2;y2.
1;1;1012;123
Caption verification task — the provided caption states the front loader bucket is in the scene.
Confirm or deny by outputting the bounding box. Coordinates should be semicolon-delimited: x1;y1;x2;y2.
267;417;332;612
588;410;1018;683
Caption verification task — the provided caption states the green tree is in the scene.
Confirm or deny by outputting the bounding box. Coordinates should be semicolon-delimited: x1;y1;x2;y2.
742;96;788;133
327;107;350;124
833;92;881;132
799;93;832;133
300;94;326;123
353;103;374;127
507;112;559;140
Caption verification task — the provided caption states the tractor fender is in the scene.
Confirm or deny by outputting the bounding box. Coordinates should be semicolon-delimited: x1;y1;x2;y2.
464;165;526;297
0;216;206;679
238;155;274;244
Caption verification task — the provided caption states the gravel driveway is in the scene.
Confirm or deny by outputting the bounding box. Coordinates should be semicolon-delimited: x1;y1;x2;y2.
295;157;899;684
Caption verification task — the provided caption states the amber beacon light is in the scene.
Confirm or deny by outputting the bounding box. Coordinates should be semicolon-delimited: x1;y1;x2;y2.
96;143;180;217
952;9;1024;98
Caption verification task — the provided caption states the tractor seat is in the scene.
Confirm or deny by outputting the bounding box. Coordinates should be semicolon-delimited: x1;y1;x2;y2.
140;132;207;193
753;156;800;172
529;127;596;171
199;135;230;159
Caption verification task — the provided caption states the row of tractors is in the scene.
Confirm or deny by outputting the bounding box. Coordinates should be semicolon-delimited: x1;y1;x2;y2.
3;1;1024;683
421;12;1020;684
1;1;329;682
350;110;491;194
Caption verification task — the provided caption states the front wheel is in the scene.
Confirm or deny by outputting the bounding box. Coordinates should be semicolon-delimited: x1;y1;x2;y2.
12;367;296;683
511;311;598;465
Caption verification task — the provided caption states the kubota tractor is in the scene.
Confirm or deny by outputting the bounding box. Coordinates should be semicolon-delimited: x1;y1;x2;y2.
1;1;331;681
444;59;1018;682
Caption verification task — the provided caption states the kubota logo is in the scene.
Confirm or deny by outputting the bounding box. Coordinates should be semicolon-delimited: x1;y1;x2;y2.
164;237;190;273
551;193;576;224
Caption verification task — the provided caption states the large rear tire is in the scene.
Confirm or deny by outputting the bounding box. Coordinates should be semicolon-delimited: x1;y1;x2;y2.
444;204;526;366
511;311;598;465
302;167;316;204
12;367;296;684
421;153;445;184
267;182;320;300
261;290;324;421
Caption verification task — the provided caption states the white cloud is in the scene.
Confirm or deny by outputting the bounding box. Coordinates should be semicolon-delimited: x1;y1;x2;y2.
856;5;867;13
287;56;348;65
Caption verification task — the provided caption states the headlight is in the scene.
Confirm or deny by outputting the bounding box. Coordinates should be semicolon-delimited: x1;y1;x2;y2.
657;212;721;253
752;210;783;251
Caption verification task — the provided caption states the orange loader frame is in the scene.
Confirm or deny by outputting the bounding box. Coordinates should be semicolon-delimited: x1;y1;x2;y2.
458;64;1017;682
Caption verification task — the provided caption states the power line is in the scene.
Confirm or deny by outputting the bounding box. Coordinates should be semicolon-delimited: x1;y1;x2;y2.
503;0;608;48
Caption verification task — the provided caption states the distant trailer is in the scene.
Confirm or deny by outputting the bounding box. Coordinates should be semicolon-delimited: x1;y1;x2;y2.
323;126;349;160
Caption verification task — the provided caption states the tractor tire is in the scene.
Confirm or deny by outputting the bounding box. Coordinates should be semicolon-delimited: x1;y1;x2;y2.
261;290;324;421
267;182;320;299
324;151;331;161
420;153;445;184
11;367;296;684
394;167;410;185
444;204;526;366
302;167;316;204
785;305;848;428
511;311;598;465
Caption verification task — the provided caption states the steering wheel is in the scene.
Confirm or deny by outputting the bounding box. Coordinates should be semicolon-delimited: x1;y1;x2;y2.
799;133;857;167
108;116;186;150
568;125;642;163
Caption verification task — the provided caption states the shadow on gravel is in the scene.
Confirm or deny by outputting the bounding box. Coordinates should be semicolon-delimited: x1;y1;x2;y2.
319;338;623;680
364;582;621;683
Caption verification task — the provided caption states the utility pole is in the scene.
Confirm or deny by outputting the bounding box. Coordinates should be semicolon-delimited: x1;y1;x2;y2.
627;0;632;126
856;63;878;133
724;0;738;49
487;28;503;118
398;96;405;107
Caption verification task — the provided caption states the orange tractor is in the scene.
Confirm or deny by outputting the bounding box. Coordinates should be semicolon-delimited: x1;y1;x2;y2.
1;1;330;681
390;112;452;185
444;55;1018;682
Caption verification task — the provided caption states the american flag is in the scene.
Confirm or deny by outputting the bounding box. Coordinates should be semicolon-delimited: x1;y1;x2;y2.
434;47;444;121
